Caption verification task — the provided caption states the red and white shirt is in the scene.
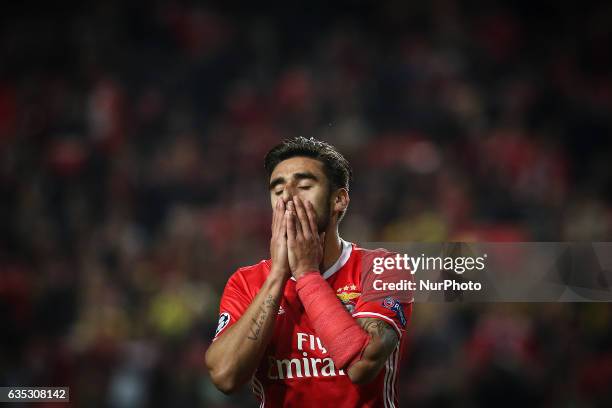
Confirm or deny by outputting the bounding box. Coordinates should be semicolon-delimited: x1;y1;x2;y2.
213;240;413;408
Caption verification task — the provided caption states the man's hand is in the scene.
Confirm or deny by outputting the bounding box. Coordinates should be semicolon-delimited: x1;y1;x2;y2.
286;196;324;279
270;199;290;280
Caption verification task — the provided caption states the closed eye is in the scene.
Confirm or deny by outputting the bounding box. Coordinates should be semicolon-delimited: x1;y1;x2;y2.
298;186;312;190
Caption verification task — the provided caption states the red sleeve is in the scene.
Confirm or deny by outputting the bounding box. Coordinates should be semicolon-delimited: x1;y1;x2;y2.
352;296;412;339
213;271;252;341
353;249;413;339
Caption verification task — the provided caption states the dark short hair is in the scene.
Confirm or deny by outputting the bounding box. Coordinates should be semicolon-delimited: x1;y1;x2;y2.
264;137;352;191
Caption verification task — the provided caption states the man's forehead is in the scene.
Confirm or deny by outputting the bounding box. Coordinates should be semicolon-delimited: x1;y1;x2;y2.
270;156;325;179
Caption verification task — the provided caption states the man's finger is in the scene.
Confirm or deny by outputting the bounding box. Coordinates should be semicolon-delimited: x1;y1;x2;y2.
286;206;296;246
305;200;319;237
275;200;285;237
279;204;287;238
294;210;304;240
272;199;280;234
293;196;311;239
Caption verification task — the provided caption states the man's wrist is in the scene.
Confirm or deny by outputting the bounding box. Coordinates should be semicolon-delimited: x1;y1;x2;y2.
293;268;319;280
269;266;289;282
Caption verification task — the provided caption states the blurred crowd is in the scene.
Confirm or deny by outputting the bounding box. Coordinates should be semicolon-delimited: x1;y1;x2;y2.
1;0;612;407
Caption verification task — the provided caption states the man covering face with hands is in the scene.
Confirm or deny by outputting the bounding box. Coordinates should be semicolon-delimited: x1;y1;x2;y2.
205;137;412;408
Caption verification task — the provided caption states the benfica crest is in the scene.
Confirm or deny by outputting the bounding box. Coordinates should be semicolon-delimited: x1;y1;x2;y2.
336;284;360;313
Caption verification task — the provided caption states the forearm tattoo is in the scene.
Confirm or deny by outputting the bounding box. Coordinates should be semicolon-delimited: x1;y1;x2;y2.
247;294;278;341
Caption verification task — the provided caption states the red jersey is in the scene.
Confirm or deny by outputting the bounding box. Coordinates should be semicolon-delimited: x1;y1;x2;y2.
213;240;413;408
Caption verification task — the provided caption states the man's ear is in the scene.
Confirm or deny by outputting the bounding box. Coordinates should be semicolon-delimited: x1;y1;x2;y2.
333;188;350;214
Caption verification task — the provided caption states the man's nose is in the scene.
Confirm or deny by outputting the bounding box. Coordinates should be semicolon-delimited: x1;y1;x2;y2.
281;186;296;202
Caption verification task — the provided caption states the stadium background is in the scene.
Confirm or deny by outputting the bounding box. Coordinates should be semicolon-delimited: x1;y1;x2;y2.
1;0;611;406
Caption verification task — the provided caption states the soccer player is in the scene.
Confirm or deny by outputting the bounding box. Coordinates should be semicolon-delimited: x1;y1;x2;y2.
205;137;412;407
